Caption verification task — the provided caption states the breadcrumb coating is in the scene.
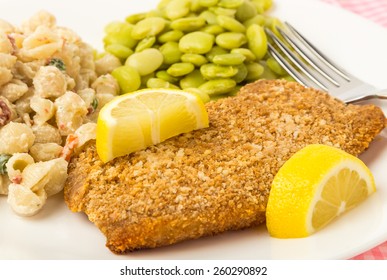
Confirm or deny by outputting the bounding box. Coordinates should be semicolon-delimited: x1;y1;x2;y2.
64;80;386;254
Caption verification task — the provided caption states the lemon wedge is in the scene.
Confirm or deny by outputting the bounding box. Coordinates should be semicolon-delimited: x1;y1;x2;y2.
266;144;376;238
96;88;209;163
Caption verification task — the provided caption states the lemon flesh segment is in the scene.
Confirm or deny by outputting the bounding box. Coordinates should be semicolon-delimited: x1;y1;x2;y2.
266;144;376;238
96;88;209;163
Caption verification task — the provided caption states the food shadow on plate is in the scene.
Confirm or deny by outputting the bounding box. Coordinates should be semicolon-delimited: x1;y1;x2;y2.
127;225;268;260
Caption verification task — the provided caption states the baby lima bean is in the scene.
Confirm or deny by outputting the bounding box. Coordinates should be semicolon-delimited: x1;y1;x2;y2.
103;0;287;100
180;70;206;89
179;32;215;54
200;63;238;79
160;42;182;64
212;53;245;65
199;79;236;95
111;65;141;94
131;17;166;40
217;15;246;33
246;24;267;60
215;32;247;49
125;48;163;76
170;17;206;32
167;62;195;77
181;54;208;66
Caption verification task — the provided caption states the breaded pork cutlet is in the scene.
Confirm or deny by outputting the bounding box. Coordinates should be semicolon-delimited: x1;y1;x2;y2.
64;80;386;254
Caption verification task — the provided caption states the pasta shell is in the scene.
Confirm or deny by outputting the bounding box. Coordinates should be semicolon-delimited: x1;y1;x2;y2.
21;161;52;191
31;123;62;145
43;158;68;197
29;143;62;162
0;122;35;154
7;183;47;216
6;153;35;182
21;158;68;197
30;96;55;125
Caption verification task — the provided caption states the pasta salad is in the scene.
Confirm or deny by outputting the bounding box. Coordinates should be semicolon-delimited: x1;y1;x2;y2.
0;11;120;216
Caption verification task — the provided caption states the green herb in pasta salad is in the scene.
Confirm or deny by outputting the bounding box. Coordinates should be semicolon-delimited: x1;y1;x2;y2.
0;154;11;175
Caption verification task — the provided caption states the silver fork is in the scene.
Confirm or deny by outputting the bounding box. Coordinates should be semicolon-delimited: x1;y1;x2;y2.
265;22;387;104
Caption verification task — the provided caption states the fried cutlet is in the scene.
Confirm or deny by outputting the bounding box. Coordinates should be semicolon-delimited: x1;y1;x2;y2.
64;80;386;254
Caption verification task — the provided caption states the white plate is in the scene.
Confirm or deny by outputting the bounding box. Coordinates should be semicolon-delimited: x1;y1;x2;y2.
0;0;386;260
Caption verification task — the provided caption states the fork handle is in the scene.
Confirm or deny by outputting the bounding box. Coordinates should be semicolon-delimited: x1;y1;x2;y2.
344;89;387;104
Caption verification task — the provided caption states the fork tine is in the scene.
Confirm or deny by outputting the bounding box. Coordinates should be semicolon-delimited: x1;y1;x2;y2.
285;22;351;82
276;25;341;87
266;28;330;91
267;22;387;104
267;42;314;87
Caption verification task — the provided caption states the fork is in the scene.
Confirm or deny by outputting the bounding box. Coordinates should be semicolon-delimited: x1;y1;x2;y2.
265;22;387;104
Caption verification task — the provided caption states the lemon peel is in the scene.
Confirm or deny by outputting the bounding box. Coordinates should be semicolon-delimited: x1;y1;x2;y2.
266;144;376;238
96;88;209;163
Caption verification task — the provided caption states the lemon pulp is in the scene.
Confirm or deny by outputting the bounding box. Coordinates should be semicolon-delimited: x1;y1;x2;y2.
96;88;209;163
266;144;376;238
